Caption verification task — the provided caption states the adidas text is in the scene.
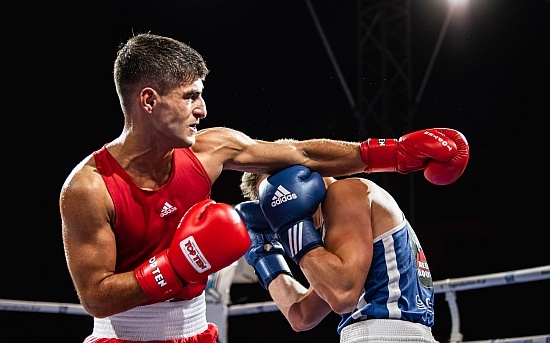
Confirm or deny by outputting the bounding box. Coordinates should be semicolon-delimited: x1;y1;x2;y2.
271;193;297;207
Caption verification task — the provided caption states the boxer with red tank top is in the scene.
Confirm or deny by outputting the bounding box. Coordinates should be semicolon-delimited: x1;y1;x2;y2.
84;145;249;342
94;145;212;301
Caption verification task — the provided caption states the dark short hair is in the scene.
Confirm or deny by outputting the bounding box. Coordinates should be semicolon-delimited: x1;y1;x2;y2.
114;33;209;97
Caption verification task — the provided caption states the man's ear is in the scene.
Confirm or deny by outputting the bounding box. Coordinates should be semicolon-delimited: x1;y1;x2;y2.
140;87;156;113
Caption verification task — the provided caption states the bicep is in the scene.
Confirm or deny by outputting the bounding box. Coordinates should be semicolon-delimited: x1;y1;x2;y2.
194;127;304;175
60;171;117;295
322;181;374;279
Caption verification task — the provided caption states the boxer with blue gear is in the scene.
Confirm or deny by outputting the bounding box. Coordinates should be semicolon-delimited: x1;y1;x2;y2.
258;165;326;264
234;201;293;290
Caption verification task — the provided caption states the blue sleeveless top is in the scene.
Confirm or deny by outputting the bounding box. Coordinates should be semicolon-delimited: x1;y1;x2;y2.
337;220;435;334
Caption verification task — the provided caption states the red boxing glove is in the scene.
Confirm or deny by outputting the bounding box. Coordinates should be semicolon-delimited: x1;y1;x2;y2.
423;128;469;185
135;199;251;300
360;128;469;185
172;278;208;300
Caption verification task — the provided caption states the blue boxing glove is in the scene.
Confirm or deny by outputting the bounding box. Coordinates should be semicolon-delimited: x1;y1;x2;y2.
234;200;293;290
258;165;326;264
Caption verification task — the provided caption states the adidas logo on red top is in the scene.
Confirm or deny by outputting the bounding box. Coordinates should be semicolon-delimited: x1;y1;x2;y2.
160;202;178;218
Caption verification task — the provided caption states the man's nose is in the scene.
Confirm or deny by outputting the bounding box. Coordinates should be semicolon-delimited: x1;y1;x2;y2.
195;96;207;118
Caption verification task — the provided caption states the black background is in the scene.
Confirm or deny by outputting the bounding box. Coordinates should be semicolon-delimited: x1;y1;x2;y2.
2;0;549;342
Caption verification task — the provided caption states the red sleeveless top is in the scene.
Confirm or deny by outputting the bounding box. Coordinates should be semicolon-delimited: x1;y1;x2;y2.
93;145;212;273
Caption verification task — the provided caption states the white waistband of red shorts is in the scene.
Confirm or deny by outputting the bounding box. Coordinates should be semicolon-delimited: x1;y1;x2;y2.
340;319;438;343
90;292;208;341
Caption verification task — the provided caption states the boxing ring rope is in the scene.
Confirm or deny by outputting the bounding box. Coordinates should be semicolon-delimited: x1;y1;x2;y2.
1;265;549;343
227;265;550;343
430;265;550;343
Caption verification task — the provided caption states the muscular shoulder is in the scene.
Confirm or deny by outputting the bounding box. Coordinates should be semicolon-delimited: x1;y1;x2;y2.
323;178;370;218
60;154;112;222
328;177;393;199
326;177;371;198
326;177;403;235
61;155;100;195
324;177;396;215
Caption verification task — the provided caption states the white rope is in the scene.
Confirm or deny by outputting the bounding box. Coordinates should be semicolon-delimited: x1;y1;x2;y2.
1;265;549;343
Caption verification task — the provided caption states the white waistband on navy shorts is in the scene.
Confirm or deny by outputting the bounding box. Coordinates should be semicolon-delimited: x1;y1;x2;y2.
340;319;439;343
87;292;208;341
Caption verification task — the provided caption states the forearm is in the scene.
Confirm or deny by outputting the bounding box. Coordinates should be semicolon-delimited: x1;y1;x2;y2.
268;274;331;332
202;130;364;177
299;248;360;314
293;139;365;177
78;271;150;318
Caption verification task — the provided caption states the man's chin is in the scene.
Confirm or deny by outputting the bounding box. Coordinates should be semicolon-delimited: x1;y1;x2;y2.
181;136;195;148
